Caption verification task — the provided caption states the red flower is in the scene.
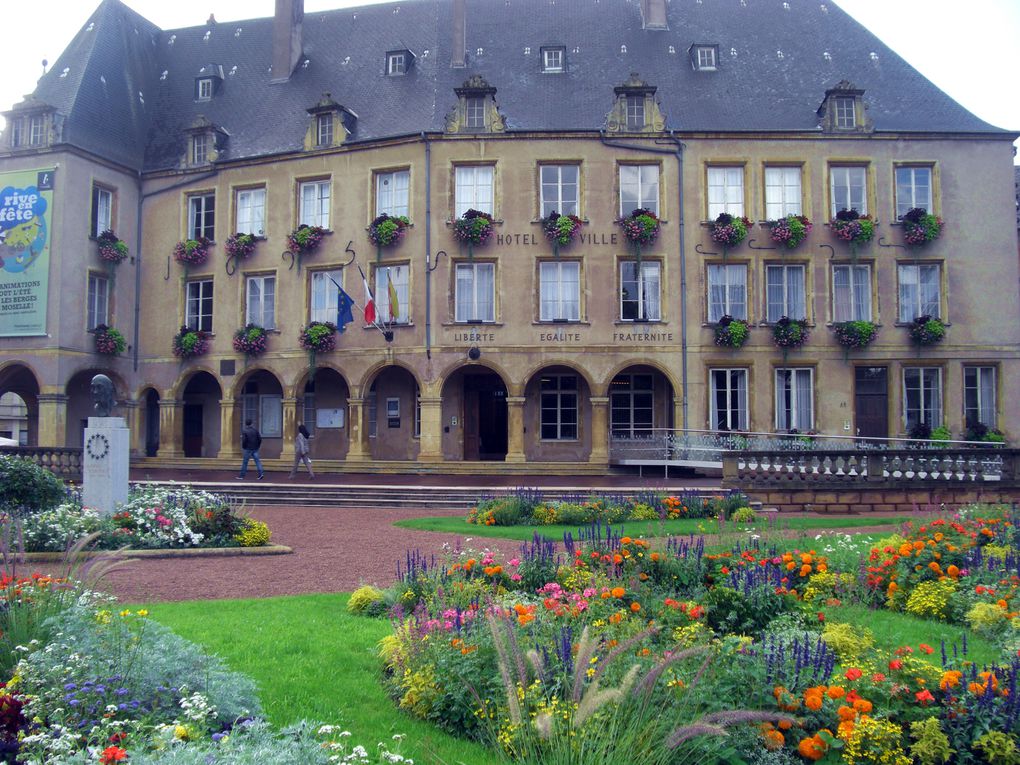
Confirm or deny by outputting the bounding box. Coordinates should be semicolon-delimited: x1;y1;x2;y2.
915;689;935;705
817;612;825;622
844;668;863;681
100;746;128;764
919;643;934;655
889;659;903;671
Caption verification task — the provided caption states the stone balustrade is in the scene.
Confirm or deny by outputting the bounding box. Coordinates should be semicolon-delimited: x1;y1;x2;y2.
0;446;83;479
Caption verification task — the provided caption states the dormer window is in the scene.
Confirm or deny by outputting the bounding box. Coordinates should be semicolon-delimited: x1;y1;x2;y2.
304;93;356;150
542;47;565;73
465;97;485;129
608;74;663;133
7;111;49;149
29;116;45;145
197;78;213;101
316;113;333;147
691;45;718;71
183;115;223;167
192;134;210;165
446;76;506;134
818;81;870;133
194;64;224;102
833;96;855;129
387;51;407;75
626;95;645;130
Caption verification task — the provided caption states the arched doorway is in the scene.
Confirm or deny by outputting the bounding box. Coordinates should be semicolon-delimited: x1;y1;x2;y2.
609;365;676;441
0;364;38;446
363;366;420;461
441;366;509;461
522;365;592;462
142;388;160;457
299;367;350;459
181;372;222;458
235;370;284;459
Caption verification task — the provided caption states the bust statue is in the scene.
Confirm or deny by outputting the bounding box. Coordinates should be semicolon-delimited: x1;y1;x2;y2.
90;374;115;417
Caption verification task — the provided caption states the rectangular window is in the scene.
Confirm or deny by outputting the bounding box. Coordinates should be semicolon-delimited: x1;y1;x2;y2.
310;269;345;324
610;373;653;437
832;264;871;322
188;193;215;240
302;384;316;436
765;166;802;219
620;261;661;321
260;395;283;437
695;46;717;70
964;366;997;430
539;261;580;322
895;166;933;219
375;264;410;325
368;385;377;438
707;166;744;218
300;180;331;229
91;186;113;237
28;115;45;146
833;97;856;129
185;279;213;332
376;169;410;217
540;375;578;440
197;78;213;100
387;52;406;75
625;95;645;129
903;367;942;430
246;275;276;329
540;164;579;217
455;262;495;322
86;273;109;330
542;47;564;73
316;114;333;147
707;263;747;322
765;264;806;322
898;263;941;322
236;188;266;237
619;164;659;216
775;368;814;432
10;117;24;148
465;97;485;129
830;165;867;216
455;165;494;217
192;134;210;165
710;368;748;431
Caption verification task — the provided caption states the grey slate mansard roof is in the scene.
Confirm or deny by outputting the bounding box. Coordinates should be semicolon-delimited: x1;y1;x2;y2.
20;0;1012;173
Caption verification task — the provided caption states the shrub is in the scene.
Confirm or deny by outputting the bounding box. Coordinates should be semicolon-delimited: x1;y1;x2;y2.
904;578;956;619
347;585;386;615
19;504;102;551
731;506;757;524
0;456;66;517
820;622;874;662
234;518;271;547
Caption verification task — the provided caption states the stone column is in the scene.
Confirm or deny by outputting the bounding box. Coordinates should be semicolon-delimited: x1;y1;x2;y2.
506;395;526;463
346;397;370;462
418;396;444;462
36;393;68;448
121;400;141;457
219;398;240;459
158;399;184;458
280;397;298;462
589;396;610;464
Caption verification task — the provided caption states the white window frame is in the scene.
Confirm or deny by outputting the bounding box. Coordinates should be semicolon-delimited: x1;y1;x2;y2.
375;264;410;325
775;368;814;432
540;374;578;440
455;165;494;217
710;368;748;432
316;114;333;147
895;166;933;219
454;262;495;323
964;366;997;430
192;134;210;165
695;46;717;70
619;164;659;216
310;269;345;324
765;166;802;219
707;263;747;322
540;164;579;217
91;186;113;238
376;169;410;218
185;279;213;332
903;367;942;431
9;117;24;148
610;373;654;437
87;273;109;330
300;180;331;229
387;52;407;75
539;260;580;322
619;260;661;321
708;166;745;219
625;95;645;130
28;115;45;146
897;263;941;322
246;274;276;329
832;264;872;322
197;78;213;101
465;96;486;129
830;165;867;217
302;383;316;436
765;264;806;322
188;193;215;241
236;187;266;237
542;47;564;73
833;97;856;129
242;393;282;438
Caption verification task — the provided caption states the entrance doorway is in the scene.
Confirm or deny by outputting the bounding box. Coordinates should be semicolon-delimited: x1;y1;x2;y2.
183;404;203;457
463;373;507;460
144;390;160;457
854;366;888;439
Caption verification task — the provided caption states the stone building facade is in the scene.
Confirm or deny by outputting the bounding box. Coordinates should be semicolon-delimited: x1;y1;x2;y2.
1;0;1017;473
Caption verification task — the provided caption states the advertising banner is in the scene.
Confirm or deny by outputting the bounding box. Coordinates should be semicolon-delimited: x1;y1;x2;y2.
0;168;54;336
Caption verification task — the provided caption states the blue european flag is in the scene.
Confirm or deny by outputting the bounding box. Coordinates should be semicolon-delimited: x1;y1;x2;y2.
336;287;355;333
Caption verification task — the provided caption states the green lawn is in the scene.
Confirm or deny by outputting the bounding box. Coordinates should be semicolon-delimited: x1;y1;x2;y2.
395;513;913;542
141;594;489;765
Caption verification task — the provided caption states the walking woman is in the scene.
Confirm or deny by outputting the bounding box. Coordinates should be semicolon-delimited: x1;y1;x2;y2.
289;423;315;479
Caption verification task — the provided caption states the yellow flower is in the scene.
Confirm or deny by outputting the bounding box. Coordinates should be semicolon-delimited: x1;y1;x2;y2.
137;609;149;617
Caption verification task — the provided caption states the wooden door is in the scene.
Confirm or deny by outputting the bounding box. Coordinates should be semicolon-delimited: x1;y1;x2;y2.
854;367;888;439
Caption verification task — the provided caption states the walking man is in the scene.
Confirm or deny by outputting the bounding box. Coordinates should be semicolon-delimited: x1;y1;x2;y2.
237;419;265;480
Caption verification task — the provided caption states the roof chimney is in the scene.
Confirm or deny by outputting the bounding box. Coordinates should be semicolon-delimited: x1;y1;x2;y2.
451;0;466;68
640;0;668;30
271;0;304;83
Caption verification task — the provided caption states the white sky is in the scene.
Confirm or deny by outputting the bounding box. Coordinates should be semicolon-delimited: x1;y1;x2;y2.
2;0;1018;160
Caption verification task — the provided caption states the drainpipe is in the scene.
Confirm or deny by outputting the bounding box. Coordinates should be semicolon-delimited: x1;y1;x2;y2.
599;131;688;430
423;131;433;359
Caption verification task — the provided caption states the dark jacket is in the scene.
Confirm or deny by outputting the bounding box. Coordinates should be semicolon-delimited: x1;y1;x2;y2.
241;425;262;451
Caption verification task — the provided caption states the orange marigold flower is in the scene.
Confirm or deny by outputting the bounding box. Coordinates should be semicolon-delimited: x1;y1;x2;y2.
837;705;857;722
940;670;962;691
613;554;623;565
799;564;813;578
947;565;960;578
763;729;785;750
611;587;626;599
852;698;873;714
621;537;632;545
827;686;846;699
797;736;826;761
651;552;660;562
630;602;642;613
804;694;823;712
837;719;855;740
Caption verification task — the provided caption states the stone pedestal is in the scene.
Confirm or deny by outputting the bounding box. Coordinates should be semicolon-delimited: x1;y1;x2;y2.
83;417;130;516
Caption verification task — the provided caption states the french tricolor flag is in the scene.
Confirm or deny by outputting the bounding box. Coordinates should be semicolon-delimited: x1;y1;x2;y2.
359;265;376;325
